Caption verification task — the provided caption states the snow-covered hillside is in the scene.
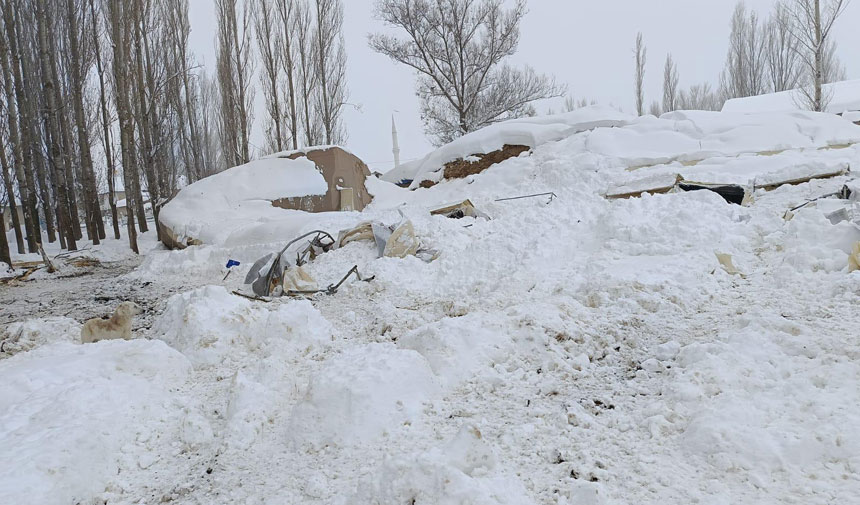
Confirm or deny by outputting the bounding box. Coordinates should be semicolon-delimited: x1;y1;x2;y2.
3;107;860;505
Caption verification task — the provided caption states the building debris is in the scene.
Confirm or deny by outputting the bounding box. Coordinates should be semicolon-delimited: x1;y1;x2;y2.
607;167;851;206
242;220;438;298
850;243;860;273
678;182;747;206
715;253;744;277
430;200;491;219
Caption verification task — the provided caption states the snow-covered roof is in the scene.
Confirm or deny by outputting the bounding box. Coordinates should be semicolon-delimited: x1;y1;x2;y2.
383;105;634;186
722;79;860;114
158;155;329;246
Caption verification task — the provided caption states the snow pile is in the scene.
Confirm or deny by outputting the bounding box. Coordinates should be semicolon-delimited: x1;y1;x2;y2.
780;206;860;272
385;108;859;195
351;425;536;505
153;285;333;367
722;79;860;114
288;343;440;449
158;155;329;246
0;316;80;357
0;340;193;505
665;313;860;501
586;110;860;168
384;105;633;186
398;313;515;386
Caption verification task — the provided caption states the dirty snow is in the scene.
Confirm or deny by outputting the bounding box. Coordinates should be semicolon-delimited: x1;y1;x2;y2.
3;108;860;505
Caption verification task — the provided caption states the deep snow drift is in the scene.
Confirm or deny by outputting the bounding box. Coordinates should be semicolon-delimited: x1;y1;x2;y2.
3;106;860;505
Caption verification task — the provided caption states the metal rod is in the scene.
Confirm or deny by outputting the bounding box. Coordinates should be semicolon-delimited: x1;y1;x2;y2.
495;192;558;203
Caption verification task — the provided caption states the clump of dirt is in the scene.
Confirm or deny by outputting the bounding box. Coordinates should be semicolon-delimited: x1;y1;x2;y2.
442;144;530;180
69;257;102;268
418;179;438;189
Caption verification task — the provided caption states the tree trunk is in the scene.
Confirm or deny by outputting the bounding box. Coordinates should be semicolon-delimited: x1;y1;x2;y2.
315;0;332;144
67;0;103;244
813;0;823;112
90;0;120;240
0;208;10;267
0;137;23;254
16;12;57;245
137;0;161;240
36;0;76;250
109;0;139;253
3;1;42;251
278;0;299;150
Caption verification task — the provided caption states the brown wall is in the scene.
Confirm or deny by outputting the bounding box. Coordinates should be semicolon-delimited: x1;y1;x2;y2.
272;146;373;213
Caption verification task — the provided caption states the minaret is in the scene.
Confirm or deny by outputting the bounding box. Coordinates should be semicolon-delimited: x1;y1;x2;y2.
391;115;401;169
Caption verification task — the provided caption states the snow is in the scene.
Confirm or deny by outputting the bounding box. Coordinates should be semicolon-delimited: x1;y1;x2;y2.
722;79;860;114
0;340;194;505
4;108;860;505
158;155;330;246
383;105;633;185
153;285;333;367
288;343;440;449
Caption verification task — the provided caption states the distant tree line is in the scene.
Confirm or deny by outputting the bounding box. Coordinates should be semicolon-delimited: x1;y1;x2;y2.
634;0;850;117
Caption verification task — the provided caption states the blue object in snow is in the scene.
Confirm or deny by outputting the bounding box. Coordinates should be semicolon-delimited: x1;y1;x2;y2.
226;260;241;269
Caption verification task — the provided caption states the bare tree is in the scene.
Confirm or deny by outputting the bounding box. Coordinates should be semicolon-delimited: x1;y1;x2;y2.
662;54;679;112
254;0;286;153
294;0;320;146
0;149;10;263
106;0;139;253
0;7;25;254
37;0;78;250
766;2;803;92
90;0;121;239
0;119;18;260
634;32;647;116
720;2;768;100
2;0;42;252
65;0;104;245
0;190;9;266
370;0;564;145
821;38;847;84
649;100;662;117
197;71;222;174
678;83;724;111
314;0;348;145
561;95;596;113
276;0;300;149
216;0;255;167
788;0;850;111
164;0;208;184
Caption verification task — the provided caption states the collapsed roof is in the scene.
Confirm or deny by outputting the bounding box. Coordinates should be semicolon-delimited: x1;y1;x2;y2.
158;147;365;249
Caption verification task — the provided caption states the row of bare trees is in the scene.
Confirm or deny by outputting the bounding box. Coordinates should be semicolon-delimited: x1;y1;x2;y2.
237;0;348;162
0;0;351;261
0;0;220;259
633;0;850;117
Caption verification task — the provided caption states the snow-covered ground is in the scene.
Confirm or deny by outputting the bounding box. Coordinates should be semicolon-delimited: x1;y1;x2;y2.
3;107;860;505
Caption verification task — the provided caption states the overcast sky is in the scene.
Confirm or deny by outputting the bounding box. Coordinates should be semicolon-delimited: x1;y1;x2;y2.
188;0;860;171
